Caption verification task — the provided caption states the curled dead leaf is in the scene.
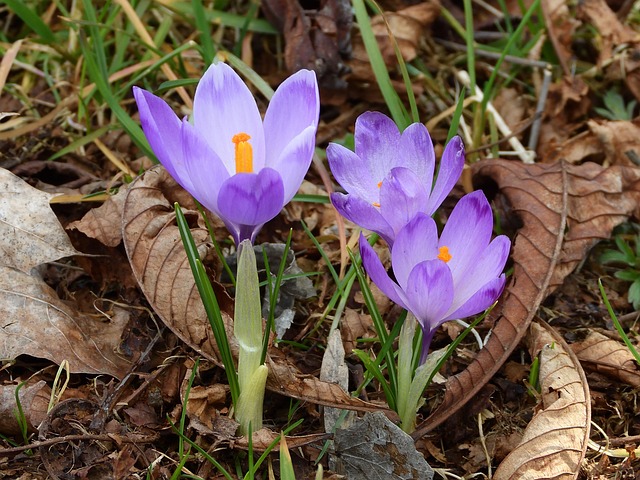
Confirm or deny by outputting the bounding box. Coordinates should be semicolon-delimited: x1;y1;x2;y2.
413;160;640;438
572;330;640;387
68;189;127;248
494;320;590;479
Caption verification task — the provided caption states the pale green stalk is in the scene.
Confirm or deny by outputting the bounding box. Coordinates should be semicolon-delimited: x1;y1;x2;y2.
396;311;417;430
397;312;447;433
234;240;268;434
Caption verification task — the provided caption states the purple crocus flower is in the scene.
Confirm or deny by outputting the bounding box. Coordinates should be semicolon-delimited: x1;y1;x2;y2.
133;62;320;244
359;190;510;363
327;111;464;246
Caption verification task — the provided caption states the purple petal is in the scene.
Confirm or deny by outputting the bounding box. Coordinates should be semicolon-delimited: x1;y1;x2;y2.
331;193;395;245
354;112;401;182
193;62;265;173
179;118;230;214
425;136;465;215
359;234;408;309
379;167;430;236
452;235;510;300
133;87;194;192
263;69;319;167
327;143;379;203
398;122;435;186
445;274;506;322
439;190;494;280
217;168;284;230
269;124;317;203
404;260;454;332
390;213;439;290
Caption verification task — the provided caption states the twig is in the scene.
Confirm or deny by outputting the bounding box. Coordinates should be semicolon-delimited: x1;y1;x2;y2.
437;39;551;69
527;65;553;152
0;432;160;457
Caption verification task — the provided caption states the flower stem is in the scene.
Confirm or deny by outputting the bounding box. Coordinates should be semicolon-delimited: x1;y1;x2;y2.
234;240;267;434
397;312;417;432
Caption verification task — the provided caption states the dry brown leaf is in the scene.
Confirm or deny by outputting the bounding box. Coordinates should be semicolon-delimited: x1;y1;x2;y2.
261;0;352;91
572;330;640;387
0;266;131;378
413;160;640;438
341;308;375;354
0;381;50;435
586;120;640;167
123;167;390;413
369;2;441;65
494;321;590;479
0;167;80;272
68;189;127;247
576;0;638;67
122;167;231;362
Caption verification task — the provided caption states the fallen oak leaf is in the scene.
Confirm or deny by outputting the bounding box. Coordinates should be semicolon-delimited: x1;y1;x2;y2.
493;320;590;479
413;160;640;438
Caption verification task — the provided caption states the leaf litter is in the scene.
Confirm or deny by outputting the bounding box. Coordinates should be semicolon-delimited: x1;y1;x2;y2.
1;0;640;478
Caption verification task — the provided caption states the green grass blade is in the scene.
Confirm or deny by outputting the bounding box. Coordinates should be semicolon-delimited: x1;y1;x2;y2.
261;230;293;363
174;203;239;406
168;419;234;480
365;0;419;123
599;278;640;365
191;0;216;65
349;246;398;400
3;0;56;44
301;219;342;295
353;0;410;129
481;0;541;112
49;125;111;161
446;93;466;142
81;36;155;159
352;349;396;411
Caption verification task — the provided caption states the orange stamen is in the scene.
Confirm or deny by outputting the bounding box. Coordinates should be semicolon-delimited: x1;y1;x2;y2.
437;246;452;263
372;202;380;208
232;132;253;173
377;181;383;188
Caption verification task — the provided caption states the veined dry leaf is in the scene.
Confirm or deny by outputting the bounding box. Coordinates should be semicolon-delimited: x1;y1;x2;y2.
576;0;638;67
494;321;590;479
123;167;390;413
122;166;229;363
0;381;50;435
572;330;640;387
68;189;127;247
0;266;131;378
413;160;640;438
369;2;441;65
0;167;80;272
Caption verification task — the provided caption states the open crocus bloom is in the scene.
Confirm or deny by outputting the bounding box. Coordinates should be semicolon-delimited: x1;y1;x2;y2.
134;62;320;244
328;111;464;246
360;190;510;363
